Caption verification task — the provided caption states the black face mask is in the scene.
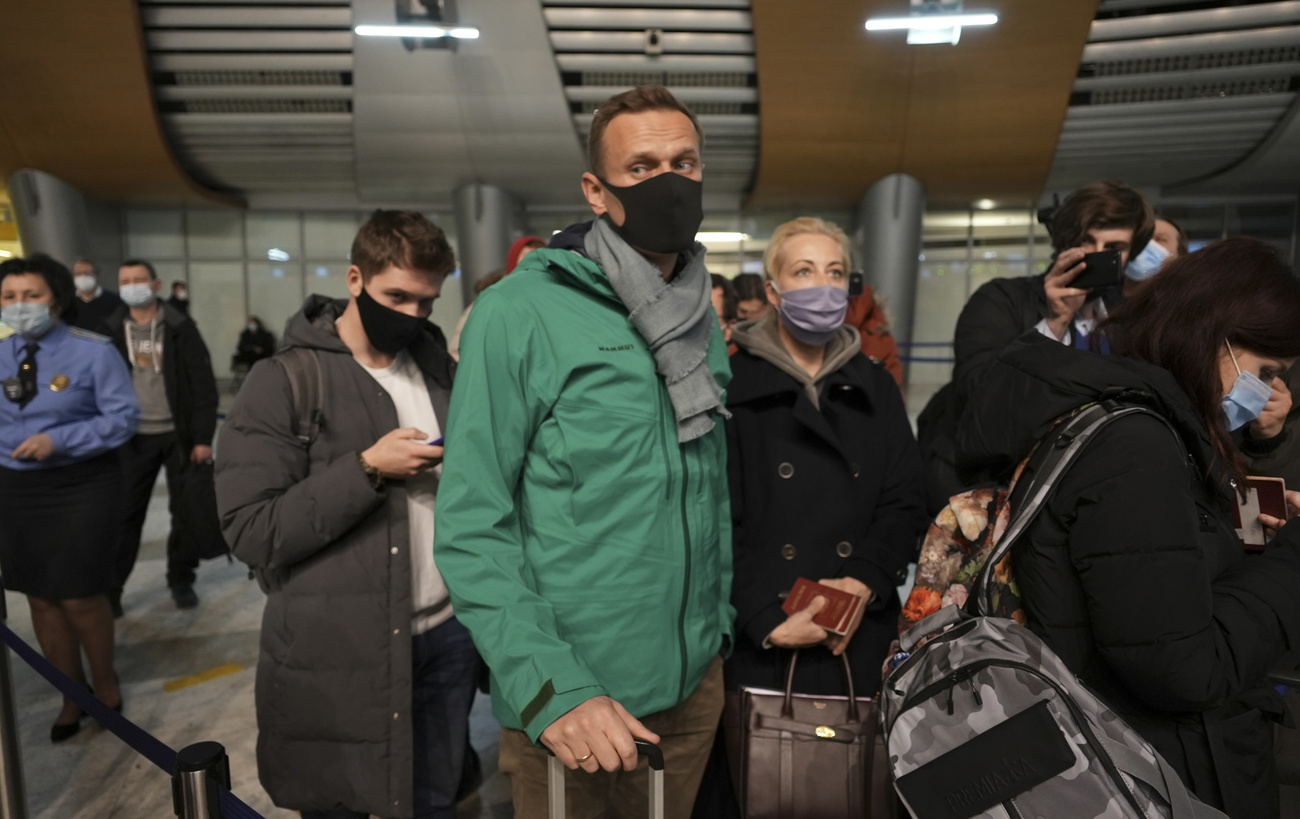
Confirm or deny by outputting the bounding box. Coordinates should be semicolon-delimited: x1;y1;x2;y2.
356;286;425;355
599;171;704;254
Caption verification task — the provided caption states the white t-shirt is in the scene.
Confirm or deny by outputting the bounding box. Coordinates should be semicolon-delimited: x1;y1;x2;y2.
358;350;450;636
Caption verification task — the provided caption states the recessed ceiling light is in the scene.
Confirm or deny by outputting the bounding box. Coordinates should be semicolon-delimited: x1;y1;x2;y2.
975;199;996;210
355;24;479;39
865;13;998;31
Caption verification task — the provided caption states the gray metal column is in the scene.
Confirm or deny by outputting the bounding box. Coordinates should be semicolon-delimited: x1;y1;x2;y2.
7;169;93;267
852;173;925;373
452;183;519;306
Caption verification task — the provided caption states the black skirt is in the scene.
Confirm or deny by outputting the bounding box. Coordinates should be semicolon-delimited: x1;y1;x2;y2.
0;451;122;599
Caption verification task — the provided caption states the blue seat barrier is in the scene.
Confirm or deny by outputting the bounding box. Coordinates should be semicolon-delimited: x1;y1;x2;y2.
0;621;266;818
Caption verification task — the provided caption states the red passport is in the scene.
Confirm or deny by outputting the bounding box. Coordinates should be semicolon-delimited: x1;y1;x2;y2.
1232;476;1289;552
782;577;865;636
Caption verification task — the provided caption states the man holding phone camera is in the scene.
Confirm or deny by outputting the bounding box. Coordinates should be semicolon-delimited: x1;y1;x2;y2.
917;181;1154;507
216;211;480;819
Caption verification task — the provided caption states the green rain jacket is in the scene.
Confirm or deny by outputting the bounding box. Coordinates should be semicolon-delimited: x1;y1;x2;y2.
434;233;735;742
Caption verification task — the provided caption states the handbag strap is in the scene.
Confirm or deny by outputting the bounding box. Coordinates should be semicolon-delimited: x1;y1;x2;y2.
782;650;861;723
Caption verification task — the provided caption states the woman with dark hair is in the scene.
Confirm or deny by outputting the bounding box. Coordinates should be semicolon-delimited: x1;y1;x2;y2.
0;256;138;741
956;236;1300;818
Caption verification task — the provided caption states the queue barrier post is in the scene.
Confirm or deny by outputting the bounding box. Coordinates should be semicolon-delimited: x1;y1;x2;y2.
173;741;230;819
0;594;29;819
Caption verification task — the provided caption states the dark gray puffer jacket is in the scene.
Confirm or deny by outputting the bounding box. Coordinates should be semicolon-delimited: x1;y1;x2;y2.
215;295;454;817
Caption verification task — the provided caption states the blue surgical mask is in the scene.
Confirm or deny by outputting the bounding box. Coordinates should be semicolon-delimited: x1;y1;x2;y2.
119;283;156;308
1221;341;1273;431
769;281;849;347
1125;240;1171;282
1;301;54;338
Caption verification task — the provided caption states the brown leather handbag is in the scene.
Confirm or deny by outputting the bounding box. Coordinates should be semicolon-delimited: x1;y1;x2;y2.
733;651;897;818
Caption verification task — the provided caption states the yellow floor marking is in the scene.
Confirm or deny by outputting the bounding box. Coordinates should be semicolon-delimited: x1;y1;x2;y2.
163;663;243;692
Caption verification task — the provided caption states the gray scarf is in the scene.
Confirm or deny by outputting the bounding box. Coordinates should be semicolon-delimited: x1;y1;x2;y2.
585;217;730;442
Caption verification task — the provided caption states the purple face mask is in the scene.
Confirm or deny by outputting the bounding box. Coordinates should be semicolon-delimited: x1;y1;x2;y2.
771;282;849;346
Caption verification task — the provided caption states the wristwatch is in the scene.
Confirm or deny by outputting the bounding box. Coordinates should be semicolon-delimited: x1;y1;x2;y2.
358;453;384;491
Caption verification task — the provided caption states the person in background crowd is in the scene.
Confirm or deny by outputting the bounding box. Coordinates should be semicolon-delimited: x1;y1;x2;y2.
1122;215;1189;294
733;272;769;322
67;258;125;333
704;218;927;813
436;85;733;818
233;316;276;370
506;235;546;273
957;237;1300;818
0;256;137;742
844;288;904;390
918;180;1155;510
1248;365;1300;487
166;280;190;316
218;211;476;819
448;237;546;361
107;259;218;614
710;272;738;348
1154;216;1190;257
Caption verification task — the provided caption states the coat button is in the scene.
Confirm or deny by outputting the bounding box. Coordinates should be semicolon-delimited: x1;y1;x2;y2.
850;463;860;478
781;544;796;560
394;628;400;635
393;712;400;720
836;541;853;558
391;546;399;555
778;462;794;479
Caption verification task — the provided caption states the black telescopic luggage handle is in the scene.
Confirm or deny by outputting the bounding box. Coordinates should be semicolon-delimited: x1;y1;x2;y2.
547;739;664;818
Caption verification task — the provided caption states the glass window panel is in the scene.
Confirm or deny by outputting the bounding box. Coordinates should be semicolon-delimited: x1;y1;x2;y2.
150;262;188;294
303;213;360;260
246;212;301;263
187;210;243;259
1226;203;1296;259
305;262;352;301
187;262;245;380
125;209;184;259
431;271;464;334
247;262;304;341
1157;206;1223;253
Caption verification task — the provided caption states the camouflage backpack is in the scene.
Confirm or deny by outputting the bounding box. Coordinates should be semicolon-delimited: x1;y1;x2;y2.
880;402;1230;819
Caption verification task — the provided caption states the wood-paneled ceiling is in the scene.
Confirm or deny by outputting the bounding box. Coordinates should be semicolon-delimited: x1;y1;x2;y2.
0;0;236;206
747;0;1099;210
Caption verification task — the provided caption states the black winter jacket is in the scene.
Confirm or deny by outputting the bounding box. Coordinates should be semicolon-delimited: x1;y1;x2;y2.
215;296;455;816
725;333;929;696
958;334;1300;819
105;302;218;450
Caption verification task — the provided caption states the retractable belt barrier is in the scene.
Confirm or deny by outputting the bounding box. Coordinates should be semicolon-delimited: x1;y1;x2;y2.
0;618;266;819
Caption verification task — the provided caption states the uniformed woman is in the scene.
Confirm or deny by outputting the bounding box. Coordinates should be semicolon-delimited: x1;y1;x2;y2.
0;255;139;741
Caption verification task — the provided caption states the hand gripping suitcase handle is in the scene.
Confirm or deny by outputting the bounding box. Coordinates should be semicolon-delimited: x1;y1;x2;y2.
547;739;664;818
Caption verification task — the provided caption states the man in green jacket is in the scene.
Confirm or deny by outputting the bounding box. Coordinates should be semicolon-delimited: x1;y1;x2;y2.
434;85;734;817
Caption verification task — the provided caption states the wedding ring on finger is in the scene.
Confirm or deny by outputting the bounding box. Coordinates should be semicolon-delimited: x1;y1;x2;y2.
575;752;593;764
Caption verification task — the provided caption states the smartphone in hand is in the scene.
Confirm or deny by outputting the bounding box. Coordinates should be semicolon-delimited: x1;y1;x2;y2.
427;436;444;446
1071;250;1123;290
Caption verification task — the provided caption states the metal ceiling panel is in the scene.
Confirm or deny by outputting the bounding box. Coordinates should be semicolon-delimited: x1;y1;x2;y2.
549;31;754;53
1046;0;1300;193
555;53;756;72
146;30;352;50
543;9;751;31
140;6;351;26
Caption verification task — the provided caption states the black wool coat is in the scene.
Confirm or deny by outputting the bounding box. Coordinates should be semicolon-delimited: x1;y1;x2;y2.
724;348;929;696
959;334;1300;819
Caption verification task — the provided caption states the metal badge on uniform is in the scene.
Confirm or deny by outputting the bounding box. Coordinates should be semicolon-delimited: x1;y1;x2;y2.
2;378;22;402
50;374;70;392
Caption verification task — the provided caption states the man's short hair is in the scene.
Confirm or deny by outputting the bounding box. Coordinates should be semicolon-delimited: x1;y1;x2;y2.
1050;181;1154;257
73;257;95;271
732;272;766;303
351;210;456;281
710;273;738;323
172;280;187;291
121;258;158;280
587;85;704;179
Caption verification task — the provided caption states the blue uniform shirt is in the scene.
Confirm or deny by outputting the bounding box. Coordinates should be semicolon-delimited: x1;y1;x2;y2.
0;321;140;471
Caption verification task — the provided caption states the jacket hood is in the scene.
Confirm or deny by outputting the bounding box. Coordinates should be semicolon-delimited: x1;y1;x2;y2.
281;295;352;355
956;333;1216;487
731;308;861;409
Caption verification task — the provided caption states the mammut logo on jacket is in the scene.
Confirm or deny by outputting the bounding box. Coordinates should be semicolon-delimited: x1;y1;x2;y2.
598;344;635;352
945;756;1037;812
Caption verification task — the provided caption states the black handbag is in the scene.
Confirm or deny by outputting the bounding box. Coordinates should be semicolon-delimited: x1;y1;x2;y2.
733;651;897;818
178;460;231;561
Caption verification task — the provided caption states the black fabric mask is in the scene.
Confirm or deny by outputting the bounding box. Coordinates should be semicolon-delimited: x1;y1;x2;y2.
599;172;704;254
356;287;425;355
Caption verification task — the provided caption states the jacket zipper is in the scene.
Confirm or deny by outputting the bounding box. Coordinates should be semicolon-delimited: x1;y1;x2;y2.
677;446;692;703
898;658;1146;817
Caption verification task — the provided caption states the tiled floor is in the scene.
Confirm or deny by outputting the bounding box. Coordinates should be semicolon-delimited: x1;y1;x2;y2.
3;472;514;818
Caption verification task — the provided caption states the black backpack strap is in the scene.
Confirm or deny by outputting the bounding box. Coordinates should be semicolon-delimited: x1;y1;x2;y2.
274;347;324;446
973;401;1182;615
